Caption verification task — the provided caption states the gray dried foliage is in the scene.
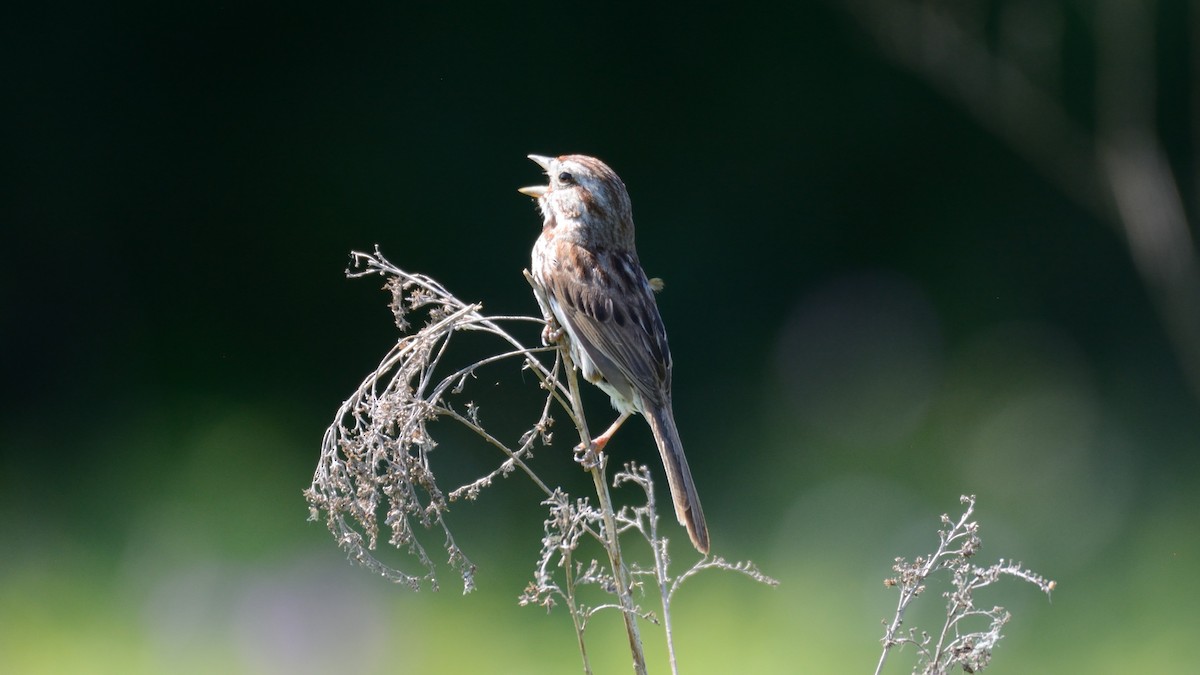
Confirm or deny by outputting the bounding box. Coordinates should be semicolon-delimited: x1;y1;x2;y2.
305;248;560;593
875;496;1056;675
305;248;775;675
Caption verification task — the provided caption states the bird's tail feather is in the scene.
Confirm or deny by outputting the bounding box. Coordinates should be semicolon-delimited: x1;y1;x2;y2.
645;403;709;554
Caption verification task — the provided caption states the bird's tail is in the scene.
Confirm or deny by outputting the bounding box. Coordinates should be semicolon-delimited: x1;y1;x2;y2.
645;403;709;554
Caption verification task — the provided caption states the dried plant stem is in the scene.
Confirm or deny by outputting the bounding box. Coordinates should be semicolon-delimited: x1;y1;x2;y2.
589;462;646;675
874;496;1056;674
648;515;680;672
561;355;648;675
561;549;593;675
873;500;976;675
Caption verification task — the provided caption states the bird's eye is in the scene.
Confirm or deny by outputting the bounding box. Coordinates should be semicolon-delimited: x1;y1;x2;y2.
557;171;574;184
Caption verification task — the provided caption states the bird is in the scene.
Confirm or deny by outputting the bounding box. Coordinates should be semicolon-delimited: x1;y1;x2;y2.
519;153;709;554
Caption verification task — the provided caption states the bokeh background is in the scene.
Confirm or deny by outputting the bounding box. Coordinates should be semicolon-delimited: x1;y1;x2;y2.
4;2;1198;673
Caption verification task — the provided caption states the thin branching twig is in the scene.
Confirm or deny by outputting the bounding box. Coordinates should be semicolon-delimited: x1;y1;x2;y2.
874;495;1056;675
305;247;562;592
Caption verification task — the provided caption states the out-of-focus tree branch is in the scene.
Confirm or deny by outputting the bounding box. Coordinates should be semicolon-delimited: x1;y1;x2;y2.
831;0;1200;404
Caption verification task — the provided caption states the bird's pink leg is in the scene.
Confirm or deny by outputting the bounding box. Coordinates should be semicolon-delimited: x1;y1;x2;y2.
592;411;633;452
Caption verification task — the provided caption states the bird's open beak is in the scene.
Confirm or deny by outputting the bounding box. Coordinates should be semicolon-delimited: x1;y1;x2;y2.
518;154;553;198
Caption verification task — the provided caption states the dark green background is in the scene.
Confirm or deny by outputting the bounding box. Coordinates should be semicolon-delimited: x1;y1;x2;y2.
4;3;1196;673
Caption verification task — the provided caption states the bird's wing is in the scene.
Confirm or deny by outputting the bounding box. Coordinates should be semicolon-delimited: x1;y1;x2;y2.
543;242;671;406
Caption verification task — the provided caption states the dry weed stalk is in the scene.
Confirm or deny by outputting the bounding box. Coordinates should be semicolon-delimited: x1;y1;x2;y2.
305;247;775;675
875;495;1056;675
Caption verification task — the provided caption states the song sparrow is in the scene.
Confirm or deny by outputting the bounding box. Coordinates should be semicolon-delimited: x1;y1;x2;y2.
519;154;710;554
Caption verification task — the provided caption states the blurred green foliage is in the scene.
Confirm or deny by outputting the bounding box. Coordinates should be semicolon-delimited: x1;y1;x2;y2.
3;2;1197;673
